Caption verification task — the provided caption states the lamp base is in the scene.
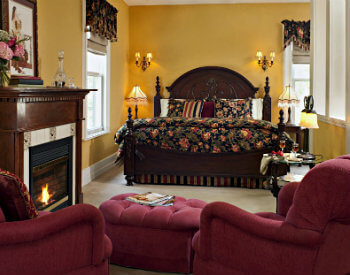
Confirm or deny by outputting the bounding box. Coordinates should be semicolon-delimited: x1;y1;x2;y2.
300;152;316;161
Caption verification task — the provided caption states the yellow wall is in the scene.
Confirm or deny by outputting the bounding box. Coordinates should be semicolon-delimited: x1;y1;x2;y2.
37;0;129;169
313;121;346;160
129;3;310;123
82;0;129;169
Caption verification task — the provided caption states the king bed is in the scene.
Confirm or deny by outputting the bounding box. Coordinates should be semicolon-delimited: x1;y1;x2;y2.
116;66;286;188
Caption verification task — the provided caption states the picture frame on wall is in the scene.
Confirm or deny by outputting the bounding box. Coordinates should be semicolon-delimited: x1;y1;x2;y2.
0;0;38;78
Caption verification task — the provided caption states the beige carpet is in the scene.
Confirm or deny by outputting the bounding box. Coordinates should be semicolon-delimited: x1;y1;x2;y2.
83;165;276;275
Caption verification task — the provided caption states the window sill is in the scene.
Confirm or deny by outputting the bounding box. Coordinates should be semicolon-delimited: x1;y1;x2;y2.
317;115;347;128
83;130;110;141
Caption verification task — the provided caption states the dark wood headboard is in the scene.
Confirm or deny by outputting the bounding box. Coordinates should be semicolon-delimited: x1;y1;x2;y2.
154;66;271;121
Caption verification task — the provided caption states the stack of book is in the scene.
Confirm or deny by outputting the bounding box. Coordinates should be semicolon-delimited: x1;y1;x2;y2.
126;192;175;206
9;76;44;88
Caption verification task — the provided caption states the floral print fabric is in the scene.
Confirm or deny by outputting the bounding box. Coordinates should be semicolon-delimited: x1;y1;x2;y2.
215;98;252;119
281;20;310;51
167;99;185;117
86;0;118;42
115;117;280;159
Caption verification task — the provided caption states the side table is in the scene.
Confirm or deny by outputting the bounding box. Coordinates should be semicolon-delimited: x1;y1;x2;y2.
270;157;322;210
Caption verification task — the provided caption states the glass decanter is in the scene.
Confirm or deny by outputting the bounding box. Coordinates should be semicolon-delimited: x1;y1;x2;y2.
54;50;66;87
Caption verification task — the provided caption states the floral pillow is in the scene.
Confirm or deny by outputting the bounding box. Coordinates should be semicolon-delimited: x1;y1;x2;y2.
167;99;186;117
215;98;252;119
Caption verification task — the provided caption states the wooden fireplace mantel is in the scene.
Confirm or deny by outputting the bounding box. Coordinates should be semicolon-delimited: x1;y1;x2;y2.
0;87;94;204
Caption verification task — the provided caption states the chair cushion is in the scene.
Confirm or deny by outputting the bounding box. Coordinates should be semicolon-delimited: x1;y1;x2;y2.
100;193;207;230
0;169;39;221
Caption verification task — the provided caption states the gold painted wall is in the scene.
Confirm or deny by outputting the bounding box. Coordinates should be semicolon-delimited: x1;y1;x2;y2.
129;3;310;123
313;121;346;160
82;0;129;169
37;0;129;169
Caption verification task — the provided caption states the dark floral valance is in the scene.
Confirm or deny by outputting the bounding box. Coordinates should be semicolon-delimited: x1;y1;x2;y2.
86;0;118;42
281;20;310;51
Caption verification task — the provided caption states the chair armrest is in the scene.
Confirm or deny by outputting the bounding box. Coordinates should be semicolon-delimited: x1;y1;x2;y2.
198;201;321;260
278;181;300;216
0;204;106;265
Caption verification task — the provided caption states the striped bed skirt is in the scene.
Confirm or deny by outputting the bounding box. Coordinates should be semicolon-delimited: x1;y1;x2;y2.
135;174;269;189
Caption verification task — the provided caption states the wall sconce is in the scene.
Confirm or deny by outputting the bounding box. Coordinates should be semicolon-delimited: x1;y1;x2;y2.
256;51;275;71
135;52;152;71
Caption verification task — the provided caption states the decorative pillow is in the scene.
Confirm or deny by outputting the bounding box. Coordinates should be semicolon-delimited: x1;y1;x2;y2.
182;100;204;118
201;101;215;117
167;99;185;117
0;169;39;221
215;98;252;119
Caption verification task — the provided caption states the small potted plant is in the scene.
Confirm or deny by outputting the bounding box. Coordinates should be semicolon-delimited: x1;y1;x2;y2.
0;30;28;87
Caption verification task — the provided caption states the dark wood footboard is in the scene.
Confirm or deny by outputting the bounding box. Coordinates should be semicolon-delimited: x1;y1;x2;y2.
123;108;286;186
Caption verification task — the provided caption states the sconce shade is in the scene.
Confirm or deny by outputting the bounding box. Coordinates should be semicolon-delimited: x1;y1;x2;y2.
299;111;319;129
126;85;148;105
278;85;299;107
256;51;263;59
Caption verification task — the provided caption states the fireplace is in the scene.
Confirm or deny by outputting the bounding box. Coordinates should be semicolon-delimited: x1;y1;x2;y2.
29;137;73;211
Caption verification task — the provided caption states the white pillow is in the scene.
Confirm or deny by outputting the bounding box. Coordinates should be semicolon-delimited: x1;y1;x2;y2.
160;99;169;117
252;98;263;120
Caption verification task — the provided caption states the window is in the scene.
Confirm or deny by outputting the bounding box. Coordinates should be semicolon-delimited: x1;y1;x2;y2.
84;33;110;139
292;64;310;124
283;42;310;125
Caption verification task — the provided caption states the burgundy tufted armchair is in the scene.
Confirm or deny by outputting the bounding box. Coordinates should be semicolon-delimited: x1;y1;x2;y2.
193;155;350;275
0;204;112;275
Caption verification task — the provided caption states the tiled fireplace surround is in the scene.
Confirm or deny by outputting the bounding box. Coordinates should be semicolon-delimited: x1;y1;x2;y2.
23;124;77;210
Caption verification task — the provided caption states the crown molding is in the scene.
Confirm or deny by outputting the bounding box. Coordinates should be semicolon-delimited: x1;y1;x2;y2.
124;0;309;6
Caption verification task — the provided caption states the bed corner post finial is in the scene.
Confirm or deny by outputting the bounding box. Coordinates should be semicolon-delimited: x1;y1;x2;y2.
263;76;271;122
154;76;162;117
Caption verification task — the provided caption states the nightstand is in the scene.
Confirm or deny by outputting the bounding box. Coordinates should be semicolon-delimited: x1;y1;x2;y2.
285;124;302;145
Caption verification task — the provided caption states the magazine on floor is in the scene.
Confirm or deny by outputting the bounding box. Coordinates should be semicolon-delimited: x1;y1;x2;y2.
126;192;175;206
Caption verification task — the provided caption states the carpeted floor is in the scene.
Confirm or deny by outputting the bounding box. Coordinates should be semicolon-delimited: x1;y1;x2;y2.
83;165;277;275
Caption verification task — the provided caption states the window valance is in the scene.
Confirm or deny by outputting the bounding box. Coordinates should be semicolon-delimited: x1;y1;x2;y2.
281;20;310;51
86;0;118;42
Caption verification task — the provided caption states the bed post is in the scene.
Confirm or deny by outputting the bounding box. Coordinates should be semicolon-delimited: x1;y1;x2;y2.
154;76;162;117
263;77;271;121
278;109;286;141
124;107;135;186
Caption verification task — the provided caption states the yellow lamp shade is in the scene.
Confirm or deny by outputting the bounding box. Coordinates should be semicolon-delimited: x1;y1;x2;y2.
299;111;319;129
126;85;148;105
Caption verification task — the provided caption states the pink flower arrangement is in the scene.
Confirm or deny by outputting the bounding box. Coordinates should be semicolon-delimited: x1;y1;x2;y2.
0;42;13;60
0;30;29;86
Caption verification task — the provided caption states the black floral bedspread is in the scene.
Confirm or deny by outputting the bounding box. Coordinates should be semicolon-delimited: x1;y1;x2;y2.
115;117;282;159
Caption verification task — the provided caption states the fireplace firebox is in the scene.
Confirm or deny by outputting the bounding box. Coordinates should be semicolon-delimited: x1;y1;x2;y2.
29;137;73;211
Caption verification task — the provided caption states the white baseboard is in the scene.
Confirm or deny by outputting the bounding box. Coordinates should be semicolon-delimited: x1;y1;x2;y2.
82;154;117;186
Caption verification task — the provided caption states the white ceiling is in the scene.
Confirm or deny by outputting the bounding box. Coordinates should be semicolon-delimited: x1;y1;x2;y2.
124;0;309;6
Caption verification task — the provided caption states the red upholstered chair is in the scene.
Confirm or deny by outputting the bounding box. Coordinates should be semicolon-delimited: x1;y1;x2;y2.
193;155;350;275
0;204;112;275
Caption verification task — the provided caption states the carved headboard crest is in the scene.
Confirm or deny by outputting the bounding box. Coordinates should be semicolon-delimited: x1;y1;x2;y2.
166;66;258;100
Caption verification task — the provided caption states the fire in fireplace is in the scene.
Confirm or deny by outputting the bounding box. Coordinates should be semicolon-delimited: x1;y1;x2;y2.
29;137;73;211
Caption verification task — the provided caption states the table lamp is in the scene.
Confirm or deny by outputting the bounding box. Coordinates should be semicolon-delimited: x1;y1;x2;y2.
278;85;299;125
299;95;319;160
126;85;147;119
